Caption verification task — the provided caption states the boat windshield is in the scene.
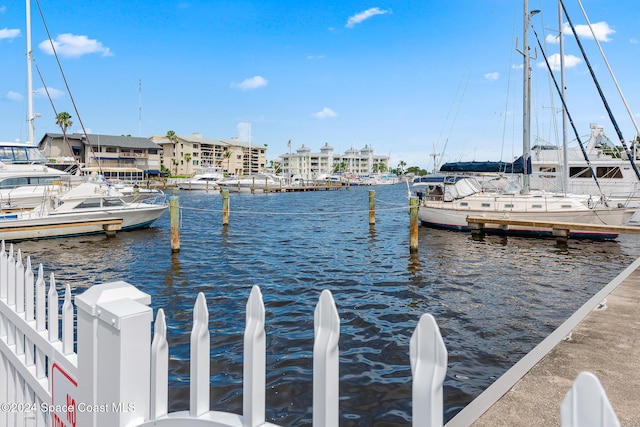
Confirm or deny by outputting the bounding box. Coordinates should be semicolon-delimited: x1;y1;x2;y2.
0;145;50;163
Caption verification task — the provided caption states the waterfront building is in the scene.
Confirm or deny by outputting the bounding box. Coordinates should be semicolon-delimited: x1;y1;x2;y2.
280;142;390;179
150;133;267;177
38;133;162;179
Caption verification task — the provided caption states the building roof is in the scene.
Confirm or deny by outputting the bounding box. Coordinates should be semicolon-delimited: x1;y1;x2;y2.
41;133;160;149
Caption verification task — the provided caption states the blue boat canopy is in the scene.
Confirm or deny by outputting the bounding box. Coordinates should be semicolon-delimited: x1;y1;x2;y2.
439;156;530;174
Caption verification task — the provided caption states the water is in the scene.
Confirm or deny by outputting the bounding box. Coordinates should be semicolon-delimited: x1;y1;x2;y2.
12;185;640;425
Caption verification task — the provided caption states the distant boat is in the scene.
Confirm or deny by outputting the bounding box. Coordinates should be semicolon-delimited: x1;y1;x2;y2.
0;181;167;241
177;169;223;191
217;173;284;193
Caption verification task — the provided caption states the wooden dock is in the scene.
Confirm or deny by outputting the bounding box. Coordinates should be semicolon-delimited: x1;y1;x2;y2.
466;216;640;240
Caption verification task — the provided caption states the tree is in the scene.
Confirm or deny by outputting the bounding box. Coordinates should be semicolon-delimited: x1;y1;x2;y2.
333;161;347;173
397;160;407;175
171;158;179;177
184;153;192;176
371;163;380;174
56;112;73;156
223;148;232;174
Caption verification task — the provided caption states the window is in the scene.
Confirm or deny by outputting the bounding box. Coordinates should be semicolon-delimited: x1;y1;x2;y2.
531;204;543;208
596;167;623;179
569;167;592;178
77;199;102;209
481;203;491;207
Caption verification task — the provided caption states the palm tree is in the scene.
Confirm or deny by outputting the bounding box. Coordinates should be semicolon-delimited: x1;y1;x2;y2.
56;112;73;157
184;153;192;176
223;148;232;174
333;161;347;173
397;160;407;175
171;158;179;177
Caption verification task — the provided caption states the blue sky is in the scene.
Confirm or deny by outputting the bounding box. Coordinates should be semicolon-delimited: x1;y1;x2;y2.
1;1;639;171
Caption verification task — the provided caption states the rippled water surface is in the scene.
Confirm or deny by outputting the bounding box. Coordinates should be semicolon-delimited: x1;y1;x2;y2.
13;185;640;425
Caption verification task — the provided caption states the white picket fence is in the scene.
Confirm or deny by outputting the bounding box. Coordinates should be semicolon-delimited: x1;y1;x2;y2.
0;241;620;427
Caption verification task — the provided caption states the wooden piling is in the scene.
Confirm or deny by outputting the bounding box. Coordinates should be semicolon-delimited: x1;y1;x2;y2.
409;196;419;252
222;189;229;225
369;190;376;225
169;190;180;253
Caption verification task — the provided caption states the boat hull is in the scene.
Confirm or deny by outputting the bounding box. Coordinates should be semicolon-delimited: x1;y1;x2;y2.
0;204;166;241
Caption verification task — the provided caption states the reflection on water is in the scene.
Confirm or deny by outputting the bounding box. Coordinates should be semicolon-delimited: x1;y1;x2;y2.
12;185;640;425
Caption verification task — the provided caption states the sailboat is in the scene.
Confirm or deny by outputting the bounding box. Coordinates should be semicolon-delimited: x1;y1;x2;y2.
416;1;636;239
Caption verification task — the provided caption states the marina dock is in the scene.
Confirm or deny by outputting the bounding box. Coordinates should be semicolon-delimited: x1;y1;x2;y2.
447;256;640;426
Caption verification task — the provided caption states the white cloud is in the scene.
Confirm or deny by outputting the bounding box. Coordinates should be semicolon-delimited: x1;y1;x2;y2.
38;33;112;58
6;91;22;101
0;28;20;40
234;75;268;90
306;54;325;60
34;87;65;99
345;7;391;29
537;53;581;71
312;107;337;119
484;72;500;81
547;22;615;43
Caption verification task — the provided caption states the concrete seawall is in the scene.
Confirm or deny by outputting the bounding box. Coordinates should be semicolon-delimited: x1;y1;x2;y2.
446;256;640;426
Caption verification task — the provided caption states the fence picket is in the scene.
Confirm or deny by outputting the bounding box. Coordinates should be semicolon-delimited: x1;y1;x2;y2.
313;289;340;427
62;284;73;355
15;250;24;314
14;250;25;357
190;292;210;417
35;264;45;332
24;258;35;369
0;240;6;301
25;257;34;322
150;308;168;419
7;245;14;307
243;285;266;427
47;273;59;343
560;371;621;427
410;313;447;427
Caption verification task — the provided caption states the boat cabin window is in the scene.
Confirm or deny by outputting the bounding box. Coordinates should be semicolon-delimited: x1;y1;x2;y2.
481;203;491;208
531;204;543;209
103;198;125;207
504;204;514;208
77;198;102;209
0;176;63;188
460;202;469;207
570;167;592;178
0;177;29;188
596;167;623;179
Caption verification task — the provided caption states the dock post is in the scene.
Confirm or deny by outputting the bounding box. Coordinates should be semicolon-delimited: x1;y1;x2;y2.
409;196;419;252
369;190;376;225
552;228;569;245
169;190;180;253
222;189;230;225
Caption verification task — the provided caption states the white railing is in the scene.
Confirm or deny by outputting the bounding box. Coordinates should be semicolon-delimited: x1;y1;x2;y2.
0;242;620;427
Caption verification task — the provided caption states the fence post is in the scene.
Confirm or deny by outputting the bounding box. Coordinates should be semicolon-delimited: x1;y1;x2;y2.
410;313;447;427
243;286;266;427
313;290;340;427
75;281;153;427
409;197;419;252
560;372;620;427
170;190;180;253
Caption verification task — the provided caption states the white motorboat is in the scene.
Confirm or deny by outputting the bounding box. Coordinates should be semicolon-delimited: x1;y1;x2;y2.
177;171;223;191
217;173;284;192
0;144;76;210
0;181;167;241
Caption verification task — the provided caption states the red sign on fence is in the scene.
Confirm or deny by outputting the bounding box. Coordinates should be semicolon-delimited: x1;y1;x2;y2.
51;363;78;427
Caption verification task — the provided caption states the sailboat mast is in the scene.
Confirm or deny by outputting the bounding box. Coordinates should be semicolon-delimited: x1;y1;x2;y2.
558;0;569;193
26;0;35;144
522;0;532;194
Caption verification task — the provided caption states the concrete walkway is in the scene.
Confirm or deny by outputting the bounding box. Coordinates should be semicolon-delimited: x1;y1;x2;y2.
446;257;640;426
